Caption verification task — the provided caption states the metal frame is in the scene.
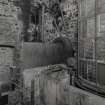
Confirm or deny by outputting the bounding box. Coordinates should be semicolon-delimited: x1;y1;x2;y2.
77;0;105;97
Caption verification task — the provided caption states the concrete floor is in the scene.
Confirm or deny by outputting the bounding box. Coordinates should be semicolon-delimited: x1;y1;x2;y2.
22;66;105;105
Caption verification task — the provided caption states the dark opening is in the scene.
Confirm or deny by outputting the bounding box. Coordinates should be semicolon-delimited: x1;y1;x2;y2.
0;95;8;105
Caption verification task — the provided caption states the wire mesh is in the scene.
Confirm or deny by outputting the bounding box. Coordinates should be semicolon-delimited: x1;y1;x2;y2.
78;0;97;86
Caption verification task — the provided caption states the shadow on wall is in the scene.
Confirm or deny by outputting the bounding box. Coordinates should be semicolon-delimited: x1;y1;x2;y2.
20;37;74;69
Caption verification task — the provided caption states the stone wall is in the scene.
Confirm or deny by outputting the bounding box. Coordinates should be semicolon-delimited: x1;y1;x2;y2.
0;1;23;104
18;0;78;47
43;0;78;50
0;0;21;59
0;0;78;79
0;0;22;45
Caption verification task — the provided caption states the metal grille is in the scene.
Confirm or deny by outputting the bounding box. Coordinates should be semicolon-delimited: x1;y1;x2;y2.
78;0;105;95
78;0;100;88
79;58;96;83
